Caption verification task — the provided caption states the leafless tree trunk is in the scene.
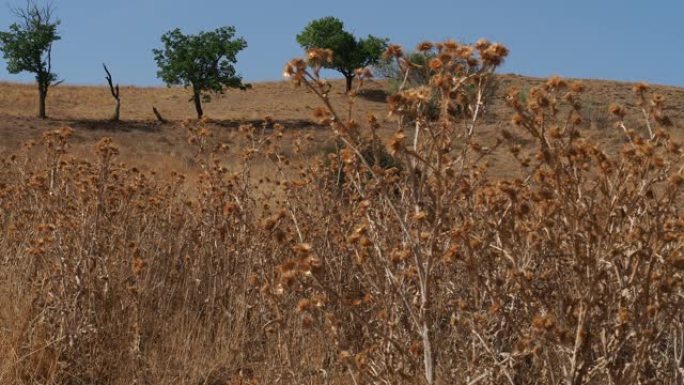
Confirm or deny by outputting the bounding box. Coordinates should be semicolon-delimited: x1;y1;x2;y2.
152;106;166;123
38;85;47;119
192;89;204;120
103;64;120;121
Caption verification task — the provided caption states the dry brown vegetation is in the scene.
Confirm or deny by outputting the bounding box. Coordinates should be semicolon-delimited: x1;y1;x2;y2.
0;39;683;385
1;71;683;181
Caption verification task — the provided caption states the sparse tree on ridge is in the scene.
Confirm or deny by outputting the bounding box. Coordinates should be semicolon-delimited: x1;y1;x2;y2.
0;0;61;119
103;63;121;121
296;16;387;92
153;26;249;120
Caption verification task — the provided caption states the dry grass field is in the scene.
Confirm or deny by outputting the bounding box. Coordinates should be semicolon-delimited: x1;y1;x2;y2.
1;41;683;385
1;74;683;178
0;79;393;183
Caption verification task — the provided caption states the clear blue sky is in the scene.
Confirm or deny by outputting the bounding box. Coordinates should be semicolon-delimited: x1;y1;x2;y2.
0;0;682;87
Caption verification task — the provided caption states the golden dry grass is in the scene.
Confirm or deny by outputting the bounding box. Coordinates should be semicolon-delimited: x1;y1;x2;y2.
0;79;390;182
0;47;683;384
1;75;682;177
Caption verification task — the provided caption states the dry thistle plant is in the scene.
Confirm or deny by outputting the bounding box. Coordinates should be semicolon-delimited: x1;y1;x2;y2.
0;122;288;385
277;40;512;384
0;39;682;385
274;40;683;385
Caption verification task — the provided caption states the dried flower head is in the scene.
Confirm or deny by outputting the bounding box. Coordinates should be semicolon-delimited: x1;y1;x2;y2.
609;103;626;118
480;43;509;66
307;48;333;64
383;44;404;59
417;41;433;52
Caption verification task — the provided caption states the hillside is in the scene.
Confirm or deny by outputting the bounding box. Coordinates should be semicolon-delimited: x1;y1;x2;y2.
2;72;684;384
0;74;683;177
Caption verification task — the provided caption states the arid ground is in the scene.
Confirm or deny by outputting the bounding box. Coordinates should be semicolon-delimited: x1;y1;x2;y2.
1;72;683;385
1;75;682;177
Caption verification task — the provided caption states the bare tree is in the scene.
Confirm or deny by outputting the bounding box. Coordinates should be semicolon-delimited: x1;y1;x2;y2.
103;63;120;121
152;106;166;123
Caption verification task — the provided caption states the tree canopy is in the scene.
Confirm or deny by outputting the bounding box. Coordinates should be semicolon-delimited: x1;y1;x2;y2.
296;16;387;91
153;26;248;119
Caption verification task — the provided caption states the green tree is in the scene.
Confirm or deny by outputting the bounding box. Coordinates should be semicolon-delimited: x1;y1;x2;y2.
296;16;387;92
153;26;248;120
0;1;61;119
